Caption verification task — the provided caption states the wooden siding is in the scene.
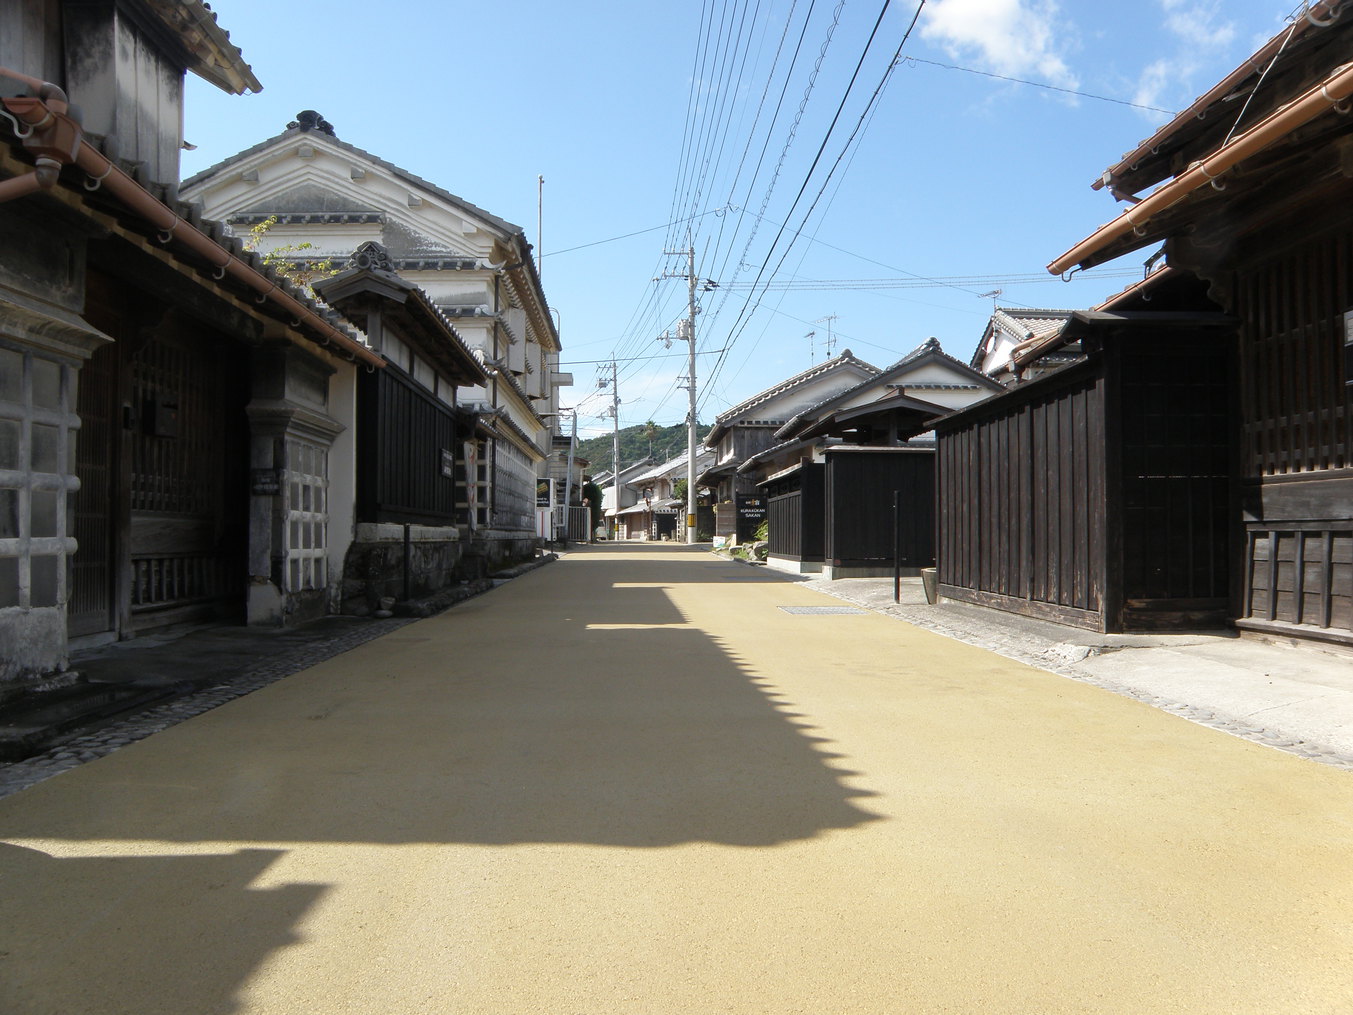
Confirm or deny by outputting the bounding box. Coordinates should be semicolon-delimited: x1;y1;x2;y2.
358;368;459;525
823;451;934;568
763;464;823;563
938;365;1108;631
1233;223;1353;642
1236;230;1352;477
1117;335;1232;627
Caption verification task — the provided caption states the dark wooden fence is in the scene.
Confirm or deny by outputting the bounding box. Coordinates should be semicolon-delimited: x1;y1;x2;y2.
938;362;1108;629
762;463;823;563
358;368;458;525
824;449;934;570
937;327;1231;632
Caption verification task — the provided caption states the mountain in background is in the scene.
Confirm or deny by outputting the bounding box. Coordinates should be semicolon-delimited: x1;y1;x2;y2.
573;423;712;478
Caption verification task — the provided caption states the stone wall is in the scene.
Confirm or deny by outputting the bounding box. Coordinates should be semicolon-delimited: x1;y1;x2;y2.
340;524;539;614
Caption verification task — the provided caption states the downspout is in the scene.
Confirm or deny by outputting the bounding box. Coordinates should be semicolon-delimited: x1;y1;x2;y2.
1050;60;1353;275
0;73;384;368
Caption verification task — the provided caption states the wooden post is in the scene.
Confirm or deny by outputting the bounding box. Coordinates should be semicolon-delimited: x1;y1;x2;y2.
893;489;901;604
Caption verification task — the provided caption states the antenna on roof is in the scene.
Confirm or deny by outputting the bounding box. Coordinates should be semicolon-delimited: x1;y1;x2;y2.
804;330;816;362
978;289;1003;311
814;315;838;359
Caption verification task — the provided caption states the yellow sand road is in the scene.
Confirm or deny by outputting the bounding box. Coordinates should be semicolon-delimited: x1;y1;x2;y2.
2;545;1350;1013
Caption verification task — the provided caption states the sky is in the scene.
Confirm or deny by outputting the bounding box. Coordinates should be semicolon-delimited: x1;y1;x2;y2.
183;0;1299;440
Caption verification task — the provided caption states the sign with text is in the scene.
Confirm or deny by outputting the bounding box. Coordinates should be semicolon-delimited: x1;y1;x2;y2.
735;494;767;543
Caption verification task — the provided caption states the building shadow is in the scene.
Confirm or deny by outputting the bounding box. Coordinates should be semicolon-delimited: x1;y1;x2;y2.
0;843;324;1015
0;544;881;846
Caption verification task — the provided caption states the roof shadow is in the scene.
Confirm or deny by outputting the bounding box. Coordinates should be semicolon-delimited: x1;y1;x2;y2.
0;843;323;1015
0;548;881;847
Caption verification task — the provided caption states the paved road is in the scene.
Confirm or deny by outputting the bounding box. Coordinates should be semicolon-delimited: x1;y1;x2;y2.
2;544;1351;1014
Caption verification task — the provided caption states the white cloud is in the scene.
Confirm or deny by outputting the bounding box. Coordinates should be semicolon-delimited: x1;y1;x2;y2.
1130;1;1243;117
920;0;1077;88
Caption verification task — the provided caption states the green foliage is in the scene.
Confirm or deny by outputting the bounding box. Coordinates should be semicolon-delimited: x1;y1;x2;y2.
754;520;768;542
244;215;340;295
672;478;687;502
574;422;712;476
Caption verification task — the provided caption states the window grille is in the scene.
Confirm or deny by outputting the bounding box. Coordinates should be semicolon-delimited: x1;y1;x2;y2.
0;344;75;610
286;440;328;592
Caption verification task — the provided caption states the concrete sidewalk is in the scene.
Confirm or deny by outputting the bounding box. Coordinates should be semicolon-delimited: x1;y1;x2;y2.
769;564;1353;768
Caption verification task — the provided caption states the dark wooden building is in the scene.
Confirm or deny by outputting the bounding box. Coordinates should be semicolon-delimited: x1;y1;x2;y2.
754;391;949;578
0;1;388;683
937;303;1235;632
1043;7;1353;646
313;243;490;608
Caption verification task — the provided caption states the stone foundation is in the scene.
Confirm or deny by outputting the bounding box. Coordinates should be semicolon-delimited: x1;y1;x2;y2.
339;524;540;614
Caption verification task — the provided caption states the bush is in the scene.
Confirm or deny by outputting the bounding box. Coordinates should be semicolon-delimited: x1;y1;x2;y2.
754;520;768;542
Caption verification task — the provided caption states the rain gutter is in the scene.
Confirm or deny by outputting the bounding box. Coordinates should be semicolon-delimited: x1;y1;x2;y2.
1048;60;1353;276
0;74;383;368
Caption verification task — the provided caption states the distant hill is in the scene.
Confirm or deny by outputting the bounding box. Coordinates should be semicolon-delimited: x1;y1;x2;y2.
574;423;712;477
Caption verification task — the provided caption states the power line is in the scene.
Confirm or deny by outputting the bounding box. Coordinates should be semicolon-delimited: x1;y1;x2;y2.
899;56;1177;115
706;1;924;401
560;347;730;367
542;206;728;258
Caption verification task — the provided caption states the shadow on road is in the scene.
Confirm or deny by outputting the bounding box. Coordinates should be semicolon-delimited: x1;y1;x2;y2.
0;843;323;1015
0;544;881;847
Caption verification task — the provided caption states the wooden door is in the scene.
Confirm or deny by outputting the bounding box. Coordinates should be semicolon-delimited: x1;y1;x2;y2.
69;341;118;637
126;329;247;628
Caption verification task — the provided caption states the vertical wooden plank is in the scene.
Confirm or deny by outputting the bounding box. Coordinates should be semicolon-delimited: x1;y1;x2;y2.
1267;529;1279;621
1322;530;1335;629
1294;529;1306;625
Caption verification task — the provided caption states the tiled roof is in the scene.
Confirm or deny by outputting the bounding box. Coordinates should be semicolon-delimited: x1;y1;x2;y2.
711;349;879;426
183;126;522;238
779;338;1003;439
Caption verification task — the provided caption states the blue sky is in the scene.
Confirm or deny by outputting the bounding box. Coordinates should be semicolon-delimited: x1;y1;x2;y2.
184;1;1295;439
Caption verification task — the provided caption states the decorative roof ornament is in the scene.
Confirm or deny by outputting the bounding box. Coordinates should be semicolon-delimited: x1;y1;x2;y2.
348;241;395;273
287;110;336;136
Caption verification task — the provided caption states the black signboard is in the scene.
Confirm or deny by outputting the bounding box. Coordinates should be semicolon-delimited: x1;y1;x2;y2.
735;494;767;543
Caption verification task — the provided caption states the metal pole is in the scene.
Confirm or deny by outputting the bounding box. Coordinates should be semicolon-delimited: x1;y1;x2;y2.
686;244;698;544
893;489;901;604
563;407;577;546
610;359;620;540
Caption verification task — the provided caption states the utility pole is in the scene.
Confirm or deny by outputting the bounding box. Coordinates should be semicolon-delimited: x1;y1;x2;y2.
609;359;620;482
598;359;621;539
662;245;699;544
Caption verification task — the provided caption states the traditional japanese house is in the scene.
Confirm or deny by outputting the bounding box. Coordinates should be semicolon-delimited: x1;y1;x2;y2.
700;350;878;543
969;308;1074;384
311;242;492;607
742;339;1003;577
936;270;1235;631
181;111;567;562
0;1;385;687
601;458;656;537
1038;3;1353;645
616;453;714;541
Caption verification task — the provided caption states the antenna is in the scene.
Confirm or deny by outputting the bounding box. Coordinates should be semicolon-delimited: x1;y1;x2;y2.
814;315;838;359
